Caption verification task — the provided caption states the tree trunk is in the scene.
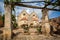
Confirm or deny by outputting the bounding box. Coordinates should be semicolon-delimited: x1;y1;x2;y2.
3;4;12;40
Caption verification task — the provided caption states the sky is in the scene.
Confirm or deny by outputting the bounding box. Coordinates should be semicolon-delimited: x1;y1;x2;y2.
0;0;60;19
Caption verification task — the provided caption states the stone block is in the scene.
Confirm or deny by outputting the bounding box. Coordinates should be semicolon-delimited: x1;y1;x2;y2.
29;28;38;35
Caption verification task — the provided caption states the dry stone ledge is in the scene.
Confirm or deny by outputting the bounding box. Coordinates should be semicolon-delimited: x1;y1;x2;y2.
12;35;60;40
13;28;24;34
29;28;38;35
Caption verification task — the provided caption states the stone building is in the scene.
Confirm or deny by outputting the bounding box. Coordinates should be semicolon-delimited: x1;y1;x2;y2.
17;10;40;34
49;17;60;32
29;11;39;35
17;10;29;28
29;11;39;28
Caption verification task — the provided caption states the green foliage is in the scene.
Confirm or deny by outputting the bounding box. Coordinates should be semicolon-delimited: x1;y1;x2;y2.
2;14;5;25
45;0;51;2
37;27;41;33
13;22;18;28
11;14;16;21
16;0;21;2
22;24;29;30
4;0;21;12
21;24;29;33
0;14;18;28
0;14;4;25
11;14;18;29
0;15;4;27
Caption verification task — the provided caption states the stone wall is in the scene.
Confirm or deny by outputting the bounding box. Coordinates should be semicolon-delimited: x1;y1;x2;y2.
12;35;60;40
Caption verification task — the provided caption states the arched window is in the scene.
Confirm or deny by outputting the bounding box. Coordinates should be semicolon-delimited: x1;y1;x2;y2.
23;13;26;16
33;15;35;16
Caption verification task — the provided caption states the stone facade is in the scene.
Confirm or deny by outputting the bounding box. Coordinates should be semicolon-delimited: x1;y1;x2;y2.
29;11;39;35
17;10;39;34
17;10;29;28
29;11;39;28
17;9;50;35
17;10;30;33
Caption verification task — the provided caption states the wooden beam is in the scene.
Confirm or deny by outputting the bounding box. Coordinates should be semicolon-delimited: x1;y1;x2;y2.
14;3;60;11
4;1;60;11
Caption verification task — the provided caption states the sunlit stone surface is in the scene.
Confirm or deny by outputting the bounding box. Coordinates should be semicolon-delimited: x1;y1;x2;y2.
4;5;12;40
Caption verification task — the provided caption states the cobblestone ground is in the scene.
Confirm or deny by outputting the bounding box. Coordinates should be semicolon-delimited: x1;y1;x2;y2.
12;34;60;40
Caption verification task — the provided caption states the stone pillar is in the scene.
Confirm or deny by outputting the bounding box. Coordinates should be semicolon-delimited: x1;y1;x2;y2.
3;4;12;40
42;9;50;36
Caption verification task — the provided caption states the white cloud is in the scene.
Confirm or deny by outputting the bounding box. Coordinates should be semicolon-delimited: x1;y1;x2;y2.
26;8;33;14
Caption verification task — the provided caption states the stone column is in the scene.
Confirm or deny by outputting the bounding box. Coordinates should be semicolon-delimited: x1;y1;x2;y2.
42;8;50;36
3;4;12;40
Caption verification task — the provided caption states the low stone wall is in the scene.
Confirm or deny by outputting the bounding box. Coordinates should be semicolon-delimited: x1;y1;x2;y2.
0;34;60;40
0;34;3;40
13;35;60;40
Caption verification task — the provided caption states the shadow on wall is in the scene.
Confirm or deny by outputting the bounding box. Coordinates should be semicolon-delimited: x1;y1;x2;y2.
50;24;60;36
